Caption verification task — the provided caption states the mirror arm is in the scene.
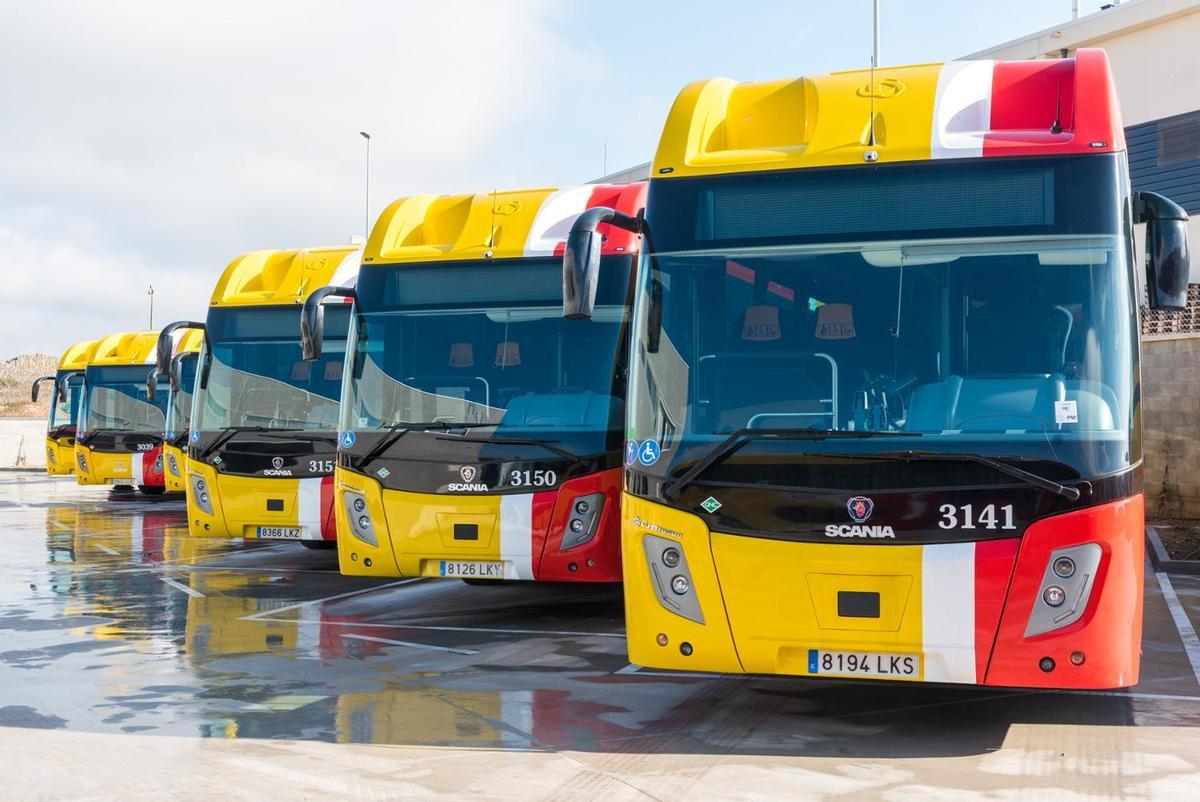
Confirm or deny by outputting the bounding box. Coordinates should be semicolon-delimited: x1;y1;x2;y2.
156;320;206;374
1135;190;1188;224
302;286;356;361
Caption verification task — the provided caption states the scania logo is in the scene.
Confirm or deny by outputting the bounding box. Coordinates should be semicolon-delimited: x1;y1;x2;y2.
847;496;874;523
272;457;285;470
459;465;477;483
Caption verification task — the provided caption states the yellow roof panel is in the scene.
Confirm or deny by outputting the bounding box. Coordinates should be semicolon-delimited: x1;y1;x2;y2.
210;246;361;307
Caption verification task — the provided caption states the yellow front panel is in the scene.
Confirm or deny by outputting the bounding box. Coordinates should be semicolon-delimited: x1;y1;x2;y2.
382;486;504;577
190;466;314;539
621;495;743;673
74;445;133;485
163;444;187;492
710;534;926;679
45;436;74;476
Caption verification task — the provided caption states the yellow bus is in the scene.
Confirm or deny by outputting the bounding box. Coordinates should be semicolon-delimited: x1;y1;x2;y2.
300;184;646;582
32;338;100;475
159;246;359;545
565;52;1187;689
75;330;200;494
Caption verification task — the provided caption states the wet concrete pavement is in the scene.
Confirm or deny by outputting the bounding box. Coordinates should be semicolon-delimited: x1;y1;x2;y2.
2;470;1200;800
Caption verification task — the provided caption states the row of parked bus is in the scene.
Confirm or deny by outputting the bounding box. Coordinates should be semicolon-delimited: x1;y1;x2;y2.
35;50;1191;690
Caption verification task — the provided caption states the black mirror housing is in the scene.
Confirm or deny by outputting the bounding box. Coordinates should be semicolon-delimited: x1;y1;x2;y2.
302;286;356;361
1137;190;1190;311
561;206;645;320
31;375;55;403
145;367;158;402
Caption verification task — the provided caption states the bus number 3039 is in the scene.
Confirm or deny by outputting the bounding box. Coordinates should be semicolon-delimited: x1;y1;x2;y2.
938;503;1016;530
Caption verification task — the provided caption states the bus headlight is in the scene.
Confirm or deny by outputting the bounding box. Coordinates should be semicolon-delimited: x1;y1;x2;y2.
190;474;213;515
167;453;181;476
47;448;56;465
77;452;88;473
560;492;604;550
343;491;378;546
1025;543;1102;637
641;534;704;624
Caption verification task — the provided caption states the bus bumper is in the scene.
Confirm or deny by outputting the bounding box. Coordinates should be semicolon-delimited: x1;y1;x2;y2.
622;493;1143;689
335;467;623;582
186;460;336;542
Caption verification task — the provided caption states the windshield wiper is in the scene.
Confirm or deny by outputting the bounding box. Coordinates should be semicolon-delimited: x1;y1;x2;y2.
663;429;914;500
435;434;577;461
354;421;499;466
196;426;296;460
880;450;1081;501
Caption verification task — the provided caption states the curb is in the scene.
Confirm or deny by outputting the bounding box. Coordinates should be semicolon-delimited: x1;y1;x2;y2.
1147;525;1200;575
0;467;49;474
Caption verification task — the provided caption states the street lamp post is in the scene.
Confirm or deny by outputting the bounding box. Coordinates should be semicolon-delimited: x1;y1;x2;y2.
359;131;371;241
148;284;154;329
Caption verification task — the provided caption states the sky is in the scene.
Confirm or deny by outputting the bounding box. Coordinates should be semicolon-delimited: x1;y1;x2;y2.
0;0;1117;358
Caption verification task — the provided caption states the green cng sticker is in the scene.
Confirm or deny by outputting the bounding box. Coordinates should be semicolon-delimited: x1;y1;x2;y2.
700;497;722;513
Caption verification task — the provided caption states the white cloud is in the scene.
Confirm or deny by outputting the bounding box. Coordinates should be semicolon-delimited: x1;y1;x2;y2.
0;0;595;357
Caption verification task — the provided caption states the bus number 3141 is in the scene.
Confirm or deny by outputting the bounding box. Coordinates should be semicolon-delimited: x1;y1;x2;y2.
938;504;1016;530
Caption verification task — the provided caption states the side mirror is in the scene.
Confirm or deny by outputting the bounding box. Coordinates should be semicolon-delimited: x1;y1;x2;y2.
302;286;356;361
156;320;206;374
562;206;645;320
57;373;80;406
145;367;158;402
169;353;191;393
31;375;55;403
1137;191;1190;311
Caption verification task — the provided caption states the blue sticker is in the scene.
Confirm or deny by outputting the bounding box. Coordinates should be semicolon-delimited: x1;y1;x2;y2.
637;439;661;466
625;439;639;466
190;430;200;443
340;431;356;449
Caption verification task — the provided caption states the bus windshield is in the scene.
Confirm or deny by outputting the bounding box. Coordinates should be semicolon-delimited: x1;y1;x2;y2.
81;365;167;435
49;372;83;431
631;155;1137;487
196;306;349;432
167;355;198;440
344;256;633;458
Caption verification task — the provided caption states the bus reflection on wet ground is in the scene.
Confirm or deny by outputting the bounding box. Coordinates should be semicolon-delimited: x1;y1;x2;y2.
3;471;1200;766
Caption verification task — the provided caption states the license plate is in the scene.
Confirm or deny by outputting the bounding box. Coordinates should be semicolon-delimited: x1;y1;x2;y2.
807;649;920;679
439;560;504;578
108;477;132;484
257;526;305;540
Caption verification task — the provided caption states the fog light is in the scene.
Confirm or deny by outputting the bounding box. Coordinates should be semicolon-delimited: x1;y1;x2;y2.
680;642;693;656
574;499;590;514
586;559;595;568
1039;657;1055;673
358;515;371;530
1070;651;1086;666
656;633;668;646
670;575;690;595
364;558;372;567
568;562;578;572
662;548;681;568
1053;556;1076;579
351;553;358;561
352;498;366;513
570;519;584;533
1043;586;1066;607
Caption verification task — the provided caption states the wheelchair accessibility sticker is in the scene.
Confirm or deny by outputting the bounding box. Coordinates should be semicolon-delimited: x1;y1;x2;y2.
341;431;357;448
638;439;661;466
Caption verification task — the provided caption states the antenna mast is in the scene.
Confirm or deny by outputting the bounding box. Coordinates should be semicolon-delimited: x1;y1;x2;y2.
868;0;881;146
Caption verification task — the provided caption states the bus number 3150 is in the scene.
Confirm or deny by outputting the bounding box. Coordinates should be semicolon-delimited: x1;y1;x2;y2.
938;504;1016;530
509;470;557;488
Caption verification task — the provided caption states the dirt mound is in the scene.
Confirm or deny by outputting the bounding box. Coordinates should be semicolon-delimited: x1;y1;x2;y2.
0;353;57;418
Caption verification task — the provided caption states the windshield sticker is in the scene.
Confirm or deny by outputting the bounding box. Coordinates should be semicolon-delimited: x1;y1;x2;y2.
625;439;639;466
1055;400;1079;425
816;303;856;339
638;439;661;466
742;305;781;342
376;467;390;479
700;496;722;514
190;430;200;443
340;431;356;448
